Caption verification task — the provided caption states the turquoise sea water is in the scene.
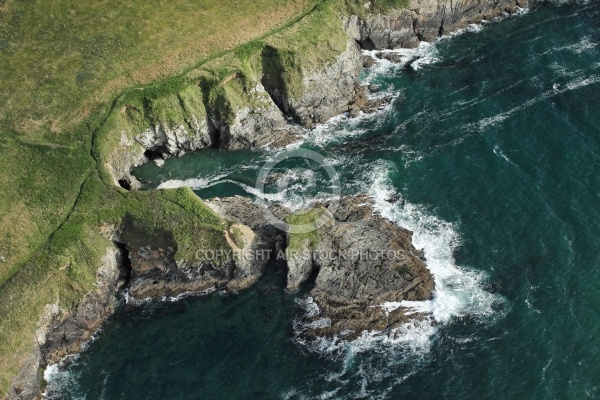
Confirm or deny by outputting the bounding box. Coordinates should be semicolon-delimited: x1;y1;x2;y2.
47;2;600;399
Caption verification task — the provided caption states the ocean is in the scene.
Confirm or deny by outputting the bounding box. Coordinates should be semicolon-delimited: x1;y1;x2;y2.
46;2;600;398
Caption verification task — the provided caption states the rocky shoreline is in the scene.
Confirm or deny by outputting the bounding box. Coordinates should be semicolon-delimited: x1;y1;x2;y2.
10;194;434;399
7;1;528;398
209;195;435;339
108;0;526;191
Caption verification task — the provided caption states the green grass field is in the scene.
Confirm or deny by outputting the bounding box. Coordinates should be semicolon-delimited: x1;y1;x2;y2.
0;0;408;393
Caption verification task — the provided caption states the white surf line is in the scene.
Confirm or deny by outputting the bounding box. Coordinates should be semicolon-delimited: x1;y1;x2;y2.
467;73;600;132
368;162;504;326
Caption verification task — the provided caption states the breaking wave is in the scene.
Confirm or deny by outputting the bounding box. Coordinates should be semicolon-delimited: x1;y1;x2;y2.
286;160;507;399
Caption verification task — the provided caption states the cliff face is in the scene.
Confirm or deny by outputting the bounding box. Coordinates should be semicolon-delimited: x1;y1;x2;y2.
7;212;273;399
262;39;365;128
346;0;526;48
7;248;123;400
106;0;525;190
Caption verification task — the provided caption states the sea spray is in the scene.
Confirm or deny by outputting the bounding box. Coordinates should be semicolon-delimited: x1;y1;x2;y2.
285;159;507;399
362;41;440;78
43;360;84;400
367;162;506;324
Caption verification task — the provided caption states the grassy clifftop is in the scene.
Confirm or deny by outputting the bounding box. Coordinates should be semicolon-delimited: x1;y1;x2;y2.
0;0;410;394
0;0;322;286
0;0;319;135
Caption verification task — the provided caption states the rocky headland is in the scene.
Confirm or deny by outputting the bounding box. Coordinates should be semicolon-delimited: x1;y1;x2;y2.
6;0;528;398
9;194;434;399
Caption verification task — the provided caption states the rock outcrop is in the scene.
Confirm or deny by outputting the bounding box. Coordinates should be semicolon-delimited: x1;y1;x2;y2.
6;247;124;400
115;208;280;299
110;120;213;190
207;195;435;339
206;196;285;257
345;0;525;49
107;81;303;191
285;196;434;339
111;195;435;340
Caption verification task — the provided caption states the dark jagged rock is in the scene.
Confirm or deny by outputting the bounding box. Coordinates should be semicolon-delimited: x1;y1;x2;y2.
344;0;522;48
116;210;275;299
195;195;435;339
205;196;435;339
284;196;434;339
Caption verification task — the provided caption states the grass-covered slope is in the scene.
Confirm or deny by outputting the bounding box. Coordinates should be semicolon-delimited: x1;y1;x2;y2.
0;0;411;394
0;0;322;287
0;0;319;134
0;179;229;392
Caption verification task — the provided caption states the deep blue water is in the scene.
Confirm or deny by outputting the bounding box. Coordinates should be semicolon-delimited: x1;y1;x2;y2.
47;2;600;399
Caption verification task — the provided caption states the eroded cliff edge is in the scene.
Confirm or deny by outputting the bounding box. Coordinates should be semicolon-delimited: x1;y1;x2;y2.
9;194;434;399
105;0;526;191
6;0;528;398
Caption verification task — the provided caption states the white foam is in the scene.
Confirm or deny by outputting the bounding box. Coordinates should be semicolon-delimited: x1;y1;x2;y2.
157;156;341;212
124;287;218;306
368;162;505;324
43;361;84;400
362;41;439;82
349;317;436;355
159;176;286;200
296;296;320;318
291;313;435;399
434;6;529;44
493;145;519;168
564;36;597;54
156;172;230;190
545;0;591;5
305;106;391;148
437;21;491;42
382;300;432;316
302;94;402;150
